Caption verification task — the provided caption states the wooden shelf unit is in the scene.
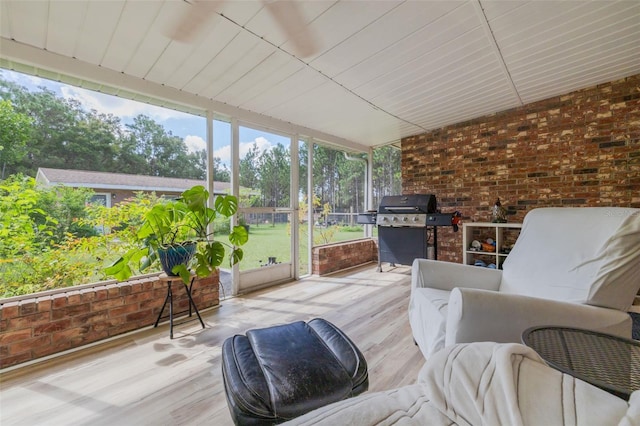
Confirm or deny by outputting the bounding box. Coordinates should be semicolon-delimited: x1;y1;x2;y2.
462;222;522;269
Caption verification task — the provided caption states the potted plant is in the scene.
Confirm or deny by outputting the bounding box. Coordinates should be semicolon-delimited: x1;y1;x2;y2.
105;185;249;284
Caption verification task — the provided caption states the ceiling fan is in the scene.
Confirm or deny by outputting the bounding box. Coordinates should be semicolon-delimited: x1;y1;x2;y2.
169;0;319;58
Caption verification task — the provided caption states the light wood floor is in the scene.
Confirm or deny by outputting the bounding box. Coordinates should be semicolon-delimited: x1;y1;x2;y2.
0;264;425;425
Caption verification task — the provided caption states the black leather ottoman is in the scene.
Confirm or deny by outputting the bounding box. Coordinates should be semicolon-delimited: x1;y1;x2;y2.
221;318;368;425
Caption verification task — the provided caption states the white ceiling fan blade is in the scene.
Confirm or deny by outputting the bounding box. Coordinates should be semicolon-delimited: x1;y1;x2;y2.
262;0;319;58
168;0;223;43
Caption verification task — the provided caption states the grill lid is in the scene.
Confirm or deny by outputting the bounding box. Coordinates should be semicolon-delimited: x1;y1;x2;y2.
378;195;436;214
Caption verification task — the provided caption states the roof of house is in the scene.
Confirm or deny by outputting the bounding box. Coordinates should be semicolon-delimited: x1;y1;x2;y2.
35;168;231;194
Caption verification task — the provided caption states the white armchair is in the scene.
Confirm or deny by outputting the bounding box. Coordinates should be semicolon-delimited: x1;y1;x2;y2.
409;207;640;359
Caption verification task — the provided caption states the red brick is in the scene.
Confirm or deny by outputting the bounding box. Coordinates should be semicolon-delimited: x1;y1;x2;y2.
94;289;108;300
7;312;51;330
126;309;154;323
51;294;68;308
0;328;32;345
106;285;120;298
8;334;51;355
66;292;82;306
51;303;91;320
19;299;37;316
139;297;164;310
36;297;52;312
0;351;32;368
109;304;139;318
72;310;109;327
33;319;73;336
0;302;20;320
52;326;91;343
91;297;124;311
124;292;152;305
80;289;97;302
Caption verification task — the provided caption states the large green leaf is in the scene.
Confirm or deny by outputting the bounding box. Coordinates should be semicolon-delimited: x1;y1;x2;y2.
214;195;238;217
230;248;244;266
229;225;249;246
181;185;208;214
204;241;226;267
104;257;133;281
171;264;192;284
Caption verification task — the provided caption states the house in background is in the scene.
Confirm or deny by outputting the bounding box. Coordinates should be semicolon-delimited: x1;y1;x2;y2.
35;167;230;207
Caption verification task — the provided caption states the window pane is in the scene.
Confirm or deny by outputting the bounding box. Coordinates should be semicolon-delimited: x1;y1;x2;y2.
312;144;366;245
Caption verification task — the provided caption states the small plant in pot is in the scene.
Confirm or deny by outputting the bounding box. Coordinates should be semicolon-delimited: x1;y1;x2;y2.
105;185;249;284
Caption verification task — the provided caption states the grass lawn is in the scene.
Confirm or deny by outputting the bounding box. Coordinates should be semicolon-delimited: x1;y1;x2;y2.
226;223;368;272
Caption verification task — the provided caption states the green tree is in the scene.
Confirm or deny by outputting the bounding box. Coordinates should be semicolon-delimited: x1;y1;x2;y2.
337;154;365;217
0;80;121;175
0;77;206;180
313;145;346;214
13;86;84;172
0;100;32;179
213;156;231;182
0;175;57;258
373;145;401;205
37;185;98;244
239;142;261;190
118;115;205;179
258;143;290;208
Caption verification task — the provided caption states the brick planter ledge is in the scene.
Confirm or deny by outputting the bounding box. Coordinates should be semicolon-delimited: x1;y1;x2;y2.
0;271;219;369
312;238;378;275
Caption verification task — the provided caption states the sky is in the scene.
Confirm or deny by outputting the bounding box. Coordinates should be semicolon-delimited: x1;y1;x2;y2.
0;68;290;168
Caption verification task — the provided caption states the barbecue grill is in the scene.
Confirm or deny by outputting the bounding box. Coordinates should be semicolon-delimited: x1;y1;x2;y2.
361;195;460;271
374;195;437;271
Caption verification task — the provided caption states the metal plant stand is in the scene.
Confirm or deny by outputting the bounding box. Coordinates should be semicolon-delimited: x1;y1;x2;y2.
154;273;205;339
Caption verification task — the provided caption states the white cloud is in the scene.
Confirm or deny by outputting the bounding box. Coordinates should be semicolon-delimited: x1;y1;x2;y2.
59;85;188;122
213;145;231;164
245;136;273;156
2;69;38;86
213;136;274;165
184;135;206;153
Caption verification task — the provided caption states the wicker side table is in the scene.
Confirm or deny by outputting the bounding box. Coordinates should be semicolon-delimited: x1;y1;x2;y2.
522;326;640;400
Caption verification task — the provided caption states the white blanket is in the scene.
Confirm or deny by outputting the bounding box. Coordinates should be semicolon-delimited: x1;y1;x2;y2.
287;342;638;426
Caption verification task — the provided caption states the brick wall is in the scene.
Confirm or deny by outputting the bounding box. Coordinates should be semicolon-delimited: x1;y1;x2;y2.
0;272;219;369
312;239;378;275
403;74;640;263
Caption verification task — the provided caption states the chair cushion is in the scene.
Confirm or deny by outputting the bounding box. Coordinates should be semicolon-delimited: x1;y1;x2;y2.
221;318;368;424
500;207;640;310
408;287;451;358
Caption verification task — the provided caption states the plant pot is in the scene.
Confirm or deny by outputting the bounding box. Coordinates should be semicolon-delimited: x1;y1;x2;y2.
157;243;196;276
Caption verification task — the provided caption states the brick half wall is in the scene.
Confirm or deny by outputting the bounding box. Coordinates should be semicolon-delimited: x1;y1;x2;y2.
0;271;219;369
312;238;378;275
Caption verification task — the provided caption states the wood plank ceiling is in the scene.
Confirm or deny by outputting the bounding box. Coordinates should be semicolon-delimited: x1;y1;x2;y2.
1;0;639;150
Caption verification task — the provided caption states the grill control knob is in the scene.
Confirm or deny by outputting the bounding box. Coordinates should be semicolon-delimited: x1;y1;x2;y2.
392;216;398;222
412;216;420;222
402;216;408;222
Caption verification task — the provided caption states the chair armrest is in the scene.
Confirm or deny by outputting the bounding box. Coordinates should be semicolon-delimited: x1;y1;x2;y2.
411;259;502;292
445;288;633;347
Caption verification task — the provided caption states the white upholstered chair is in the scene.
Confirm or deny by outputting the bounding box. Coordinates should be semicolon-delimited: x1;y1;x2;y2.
409;207;640;359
